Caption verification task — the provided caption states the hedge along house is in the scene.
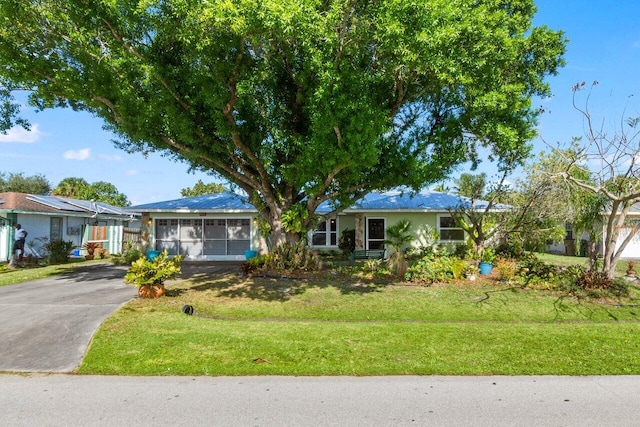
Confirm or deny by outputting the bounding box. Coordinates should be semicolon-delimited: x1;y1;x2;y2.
0;192;140;261
129;190;504;261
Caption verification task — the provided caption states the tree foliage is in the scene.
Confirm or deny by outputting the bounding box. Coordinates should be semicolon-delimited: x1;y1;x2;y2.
180;180;226;198
52;177;130;206
0;0;566;246
0;172;51;194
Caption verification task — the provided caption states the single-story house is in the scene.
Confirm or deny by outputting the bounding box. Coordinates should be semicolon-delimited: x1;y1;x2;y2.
0;192;140;261
128;190;505;261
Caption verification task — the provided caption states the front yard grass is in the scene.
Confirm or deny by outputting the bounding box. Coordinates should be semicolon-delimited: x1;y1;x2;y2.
0;258;105;286
79;260;640;376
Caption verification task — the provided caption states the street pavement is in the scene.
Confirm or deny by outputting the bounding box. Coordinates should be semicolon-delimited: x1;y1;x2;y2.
2;374;640;426
2;262;640;426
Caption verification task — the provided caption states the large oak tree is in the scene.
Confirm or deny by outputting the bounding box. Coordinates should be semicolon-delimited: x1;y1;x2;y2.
0;0;565;246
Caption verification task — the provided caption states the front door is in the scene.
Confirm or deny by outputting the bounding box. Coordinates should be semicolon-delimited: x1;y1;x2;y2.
366;218;385;250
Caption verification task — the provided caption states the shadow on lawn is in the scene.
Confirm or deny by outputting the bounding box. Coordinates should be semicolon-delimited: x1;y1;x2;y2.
183;269;394;302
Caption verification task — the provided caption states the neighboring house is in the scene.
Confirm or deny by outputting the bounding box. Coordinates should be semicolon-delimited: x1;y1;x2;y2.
129;190;503;261
545;204;640;260
601;203;640;260
0;192;140;261
545;204;640;259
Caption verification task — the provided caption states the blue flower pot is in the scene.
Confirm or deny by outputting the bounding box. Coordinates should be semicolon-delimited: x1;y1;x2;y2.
146;250;161;261
245;250;258;260
479;262;493;275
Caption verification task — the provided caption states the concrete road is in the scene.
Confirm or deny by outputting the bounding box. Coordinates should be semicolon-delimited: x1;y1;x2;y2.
1;374;640;426
0;264;136;373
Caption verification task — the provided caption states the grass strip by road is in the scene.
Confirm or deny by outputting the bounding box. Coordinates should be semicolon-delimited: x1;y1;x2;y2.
79;271;640;376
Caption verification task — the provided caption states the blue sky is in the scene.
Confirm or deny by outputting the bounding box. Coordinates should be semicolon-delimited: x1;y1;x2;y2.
1;0;639;205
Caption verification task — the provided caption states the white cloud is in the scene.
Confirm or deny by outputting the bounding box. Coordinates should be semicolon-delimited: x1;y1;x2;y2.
124;169;138;176
98;153;123;161
63;148;91;160
0;124;44;143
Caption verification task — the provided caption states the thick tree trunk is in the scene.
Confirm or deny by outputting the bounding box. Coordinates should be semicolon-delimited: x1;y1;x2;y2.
261;208;301;251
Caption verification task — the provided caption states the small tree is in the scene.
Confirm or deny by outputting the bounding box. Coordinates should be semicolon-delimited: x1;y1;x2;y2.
448;171;512;258
554;82;640;278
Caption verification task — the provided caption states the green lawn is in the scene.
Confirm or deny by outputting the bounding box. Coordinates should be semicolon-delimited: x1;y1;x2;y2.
0;258;105;286
79;255;640;376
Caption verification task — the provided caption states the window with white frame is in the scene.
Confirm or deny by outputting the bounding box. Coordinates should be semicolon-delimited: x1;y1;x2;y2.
311;218;338;246
437;215;465;242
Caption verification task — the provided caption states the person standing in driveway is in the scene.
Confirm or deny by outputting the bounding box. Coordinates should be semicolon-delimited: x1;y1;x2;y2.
9;224;28;267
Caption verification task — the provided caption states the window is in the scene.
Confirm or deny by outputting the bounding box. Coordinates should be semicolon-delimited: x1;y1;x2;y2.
565;222;574;240
311;218;338;246
438;215;464;242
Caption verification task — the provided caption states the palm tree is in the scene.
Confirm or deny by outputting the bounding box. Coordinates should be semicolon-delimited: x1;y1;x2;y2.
384;220;414;277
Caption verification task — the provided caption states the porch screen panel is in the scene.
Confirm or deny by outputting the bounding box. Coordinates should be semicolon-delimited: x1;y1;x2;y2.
155;219;179;254
227;219;250;255
204;240;226;255
156;240;179;255
179;219;202;256
204;219;227;255
156;219;178;239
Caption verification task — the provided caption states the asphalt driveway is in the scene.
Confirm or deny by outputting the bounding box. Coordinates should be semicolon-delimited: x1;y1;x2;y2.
0;261;241;373
0;264;136;373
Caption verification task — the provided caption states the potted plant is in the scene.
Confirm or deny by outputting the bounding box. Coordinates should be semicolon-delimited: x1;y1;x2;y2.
478;247;496;275
83;242;102;260
124;250;185;298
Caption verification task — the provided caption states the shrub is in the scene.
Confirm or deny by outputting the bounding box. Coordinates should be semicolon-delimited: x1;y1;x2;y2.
495;257;519;282
338;228;355;256
406;251;457;284
240;254;270;275
495;240;526;260
111;240;143;265
266;241;319;272
518;253;557;282
44;240;76;264
454;243;474;260
554;265;629;298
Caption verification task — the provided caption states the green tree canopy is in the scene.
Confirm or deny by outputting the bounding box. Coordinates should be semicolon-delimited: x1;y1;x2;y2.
0;0;566;246
180;180;226;198
53;177;130;206
0;172;51;194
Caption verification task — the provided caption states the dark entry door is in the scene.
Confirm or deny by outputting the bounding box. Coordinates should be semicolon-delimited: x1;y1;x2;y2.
366;218;385;250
